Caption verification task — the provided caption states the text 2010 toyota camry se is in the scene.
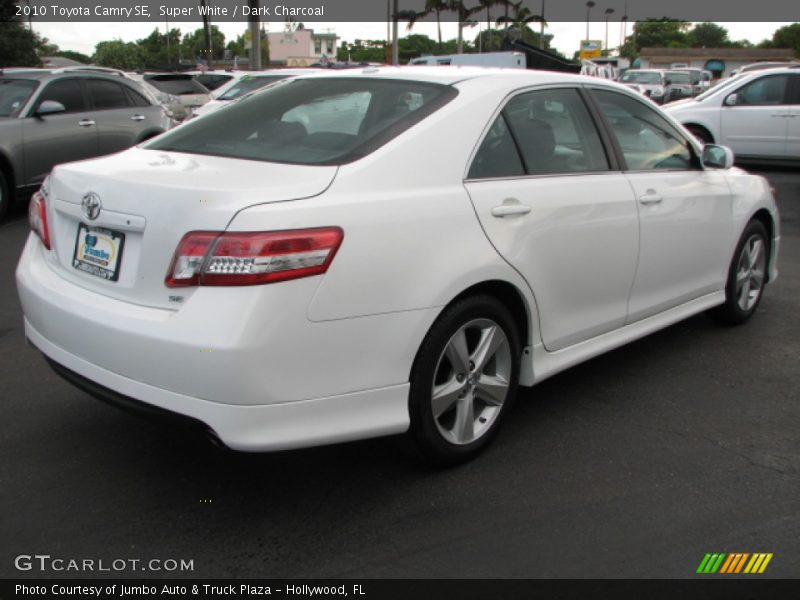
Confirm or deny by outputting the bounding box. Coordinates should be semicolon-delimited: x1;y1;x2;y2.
17;67;780;464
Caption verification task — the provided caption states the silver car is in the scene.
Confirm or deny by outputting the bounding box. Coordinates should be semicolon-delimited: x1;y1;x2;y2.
0;69;171;220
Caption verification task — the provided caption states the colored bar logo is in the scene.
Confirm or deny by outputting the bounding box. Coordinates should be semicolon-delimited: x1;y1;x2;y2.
697;553;773;574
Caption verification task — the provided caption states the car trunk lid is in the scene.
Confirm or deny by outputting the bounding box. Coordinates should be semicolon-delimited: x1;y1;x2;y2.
45;147;337;309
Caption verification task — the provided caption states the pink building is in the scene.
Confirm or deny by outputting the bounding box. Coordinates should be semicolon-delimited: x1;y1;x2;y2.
268;28;339;66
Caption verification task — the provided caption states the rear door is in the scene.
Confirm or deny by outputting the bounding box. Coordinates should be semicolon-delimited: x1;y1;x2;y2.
719;73;791;158
465;86;639;351
86;78;151;155
22;77;98;186
590;88;733;322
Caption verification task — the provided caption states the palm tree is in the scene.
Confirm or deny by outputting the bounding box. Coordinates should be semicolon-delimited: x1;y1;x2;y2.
406;0;449;51
496;1;545;46
478;0;508;52
447;1;482;54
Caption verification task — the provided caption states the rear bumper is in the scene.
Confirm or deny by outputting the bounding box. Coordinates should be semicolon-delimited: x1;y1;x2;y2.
28;319;409;452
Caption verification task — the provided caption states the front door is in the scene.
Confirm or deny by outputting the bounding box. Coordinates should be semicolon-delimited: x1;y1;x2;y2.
465;86;639;351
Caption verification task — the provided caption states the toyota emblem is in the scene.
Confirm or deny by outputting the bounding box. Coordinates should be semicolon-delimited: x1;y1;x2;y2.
81;192;102;220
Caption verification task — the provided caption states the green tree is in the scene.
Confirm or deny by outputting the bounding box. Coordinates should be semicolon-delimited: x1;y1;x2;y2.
688;23;730;48
407;1;449;51
94;40;143;70
0;1;42;67
52;50;92;64
619;18;690;60
771;23;800;55
496;1;544;46
337;39;386;63
181;25;225;63
136;28;182;67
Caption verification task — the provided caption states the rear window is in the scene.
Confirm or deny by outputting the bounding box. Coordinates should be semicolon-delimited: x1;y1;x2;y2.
195;73;233;91
621;71;661;85
147;78;457;165
667;72;691;85
145;75;209;96
218;75;290;100
0;79;38;117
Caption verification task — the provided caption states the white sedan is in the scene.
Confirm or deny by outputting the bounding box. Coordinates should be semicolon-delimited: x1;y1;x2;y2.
665;66;800;161
16;67;780;464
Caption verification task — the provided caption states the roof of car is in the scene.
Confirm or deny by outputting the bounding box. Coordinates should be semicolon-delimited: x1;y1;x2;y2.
288;65;597;87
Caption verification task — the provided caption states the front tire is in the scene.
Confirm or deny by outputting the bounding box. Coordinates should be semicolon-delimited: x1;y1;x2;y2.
408;295;521;466
686;124;714;145
709;220;769;325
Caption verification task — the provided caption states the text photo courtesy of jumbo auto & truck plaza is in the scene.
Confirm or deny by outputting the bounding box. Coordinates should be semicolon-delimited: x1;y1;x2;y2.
2;0;800;598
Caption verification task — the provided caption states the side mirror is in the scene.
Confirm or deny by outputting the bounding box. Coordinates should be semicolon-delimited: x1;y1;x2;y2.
35;100;66;117
702;144;735;169
724;93;738;107
664;78;673;86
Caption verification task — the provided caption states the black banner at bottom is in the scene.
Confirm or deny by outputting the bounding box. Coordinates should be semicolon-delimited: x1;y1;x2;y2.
3;579;800;600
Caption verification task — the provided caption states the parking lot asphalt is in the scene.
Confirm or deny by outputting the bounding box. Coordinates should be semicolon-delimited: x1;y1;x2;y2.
1;168;798;579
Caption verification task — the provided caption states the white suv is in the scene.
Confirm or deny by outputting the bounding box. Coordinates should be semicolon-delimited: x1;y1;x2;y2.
665;67;800;161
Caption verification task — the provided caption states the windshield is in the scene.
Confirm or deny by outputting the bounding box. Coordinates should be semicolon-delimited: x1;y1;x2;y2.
218;75;291;101
621;71;662;85
694;76;741;101
667;72;691;84
0;79;39;117
147;78;456;165
145;76;209;96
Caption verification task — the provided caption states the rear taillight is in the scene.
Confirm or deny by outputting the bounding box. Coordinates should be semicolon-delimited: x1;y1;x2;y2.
28;190;51;250
165;227;343;288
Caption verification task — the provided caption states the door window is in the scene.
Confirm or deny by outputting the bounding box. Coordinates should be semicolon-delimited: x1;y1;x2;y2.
35;79;86;113
87;79;130;110
592;89;694;171
503;88;610;175
734;74;789;106
468;88;610;179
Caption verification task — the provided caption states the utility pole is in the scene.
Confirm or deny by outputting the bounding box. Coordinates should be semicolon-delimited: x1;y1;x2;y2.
392;0;399;65
201;0;212;68
540;0;545;49
248;0;261;70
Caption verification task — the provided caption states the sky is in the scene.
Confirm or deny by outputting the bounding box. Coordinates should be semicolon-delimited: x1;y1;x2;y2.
30;20;790;60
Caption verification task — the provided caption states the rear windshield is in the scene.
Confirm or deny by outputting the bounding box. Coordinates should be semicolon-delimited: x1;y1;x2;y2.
145;75;209;96
147;78;457;165
0;79;39;117
621;71;662;85
218;75;291;100
667;72;691;84
194;73;233;91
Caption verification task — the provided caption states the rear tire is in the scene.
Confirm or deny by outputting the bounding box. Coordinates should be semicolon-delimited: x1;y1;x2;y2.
708;220;769;325
408;295;521;466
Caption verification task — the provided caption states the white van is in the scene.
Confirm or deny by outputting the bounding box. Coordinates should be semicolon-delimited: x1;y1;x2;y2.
408;51;526;69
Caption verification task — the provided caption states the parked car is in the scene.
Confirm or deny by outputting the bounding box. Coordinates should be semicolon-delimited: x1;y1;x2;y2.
16;68;779;464
185;69;239;92
664;70;695;102
729;62;800;78
127;73;211;121
619;69;669;103
671;67;712;95
191;69;317;118
665;66;800;162
0;69;171;221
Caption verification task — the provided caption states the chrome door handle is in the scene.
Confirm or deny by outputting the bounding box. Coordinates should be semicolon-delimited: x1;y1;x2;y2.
639;191;663;205
491;204;532;217
78;119;95;127
131;115;146;121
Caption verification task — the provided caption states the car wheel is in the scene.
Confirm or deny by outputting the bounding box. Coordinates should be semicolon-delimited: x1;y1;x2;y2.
0;169;9;222
408;295;521;465
687;124;714;145
709;220;769;325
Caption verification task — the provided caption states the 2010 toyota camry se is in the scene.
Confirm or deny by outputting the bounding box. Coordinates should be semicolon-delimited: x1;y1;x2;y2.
16;67;780;464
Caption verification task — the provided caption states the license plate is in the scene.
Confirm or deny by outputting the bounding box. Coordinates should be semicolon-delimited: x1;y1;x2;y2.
72;224;125;282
